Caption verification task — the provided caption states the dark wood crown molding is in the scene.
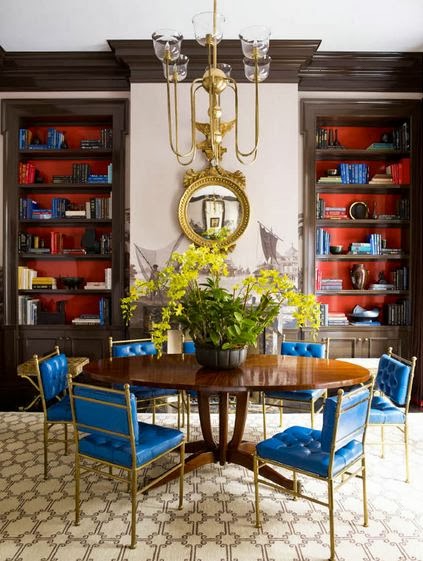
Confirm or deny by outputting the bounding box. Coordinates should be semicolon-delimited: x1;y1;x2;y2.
299;51;423;92
108;39;321;83
0;50;129;91
0;43;421;92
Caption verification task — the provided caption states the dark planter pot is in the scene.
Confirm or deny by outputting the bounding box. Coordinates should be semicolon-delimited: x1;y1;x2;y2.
195;346;248;370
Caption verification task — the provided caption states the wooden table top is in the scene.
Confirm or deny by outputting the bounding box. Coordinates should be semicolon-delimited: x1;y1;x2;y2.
84;354;370;393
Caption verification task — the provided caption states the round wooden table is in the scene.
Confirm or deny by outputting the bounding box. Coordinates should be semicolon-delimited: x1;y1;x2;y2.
84;353;370;490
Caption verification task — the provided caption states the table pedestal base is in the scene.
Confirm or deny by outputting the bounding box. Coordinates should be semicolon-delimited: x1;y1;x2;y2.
152;390;294;491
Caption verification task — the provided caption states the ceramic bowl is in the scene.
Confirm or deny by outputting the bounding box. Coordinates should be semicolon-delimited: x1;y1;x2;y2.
329;245;343;254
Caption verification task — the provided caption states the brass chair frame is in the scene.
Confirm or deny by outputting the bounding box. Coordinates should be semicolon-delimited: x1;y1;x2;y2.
262;337;330;438
34;345;72;479
255;378;374;561
368;347;417;483
108;336;182;427
68;379;185;549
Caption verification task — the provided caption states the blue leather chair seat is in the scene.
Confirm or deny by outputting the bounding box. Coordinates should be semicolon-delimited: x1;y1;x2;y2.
46;395;72;422
79;421;184;468
369;395;405;424
257;425;363;477
265;389;326;402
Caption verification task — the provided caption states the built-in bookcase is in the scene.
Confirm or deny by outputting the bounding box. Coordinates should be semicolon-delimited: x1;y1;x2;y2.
301;99;421;358
2;99;128;365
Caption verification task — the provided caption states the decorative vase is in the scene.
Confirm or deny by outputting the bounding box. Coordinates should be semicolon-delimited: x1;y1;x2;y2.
350;264;369;290
195;346;248;370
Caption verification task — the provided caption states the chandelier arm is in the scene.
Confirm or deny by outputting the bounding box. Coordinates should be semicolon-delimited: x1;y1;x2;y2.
164;60;196;164
207;40;219;164
174;80;203;166
228;78;259;164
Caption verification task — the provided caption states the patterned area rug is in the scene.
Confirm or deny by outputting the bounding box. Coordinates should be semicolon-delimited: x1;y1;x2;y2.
1;411;423;561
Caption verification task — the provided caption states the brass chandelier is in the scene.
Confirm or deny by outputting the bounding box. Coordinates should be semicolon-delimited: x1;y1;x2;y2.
152;0;271;166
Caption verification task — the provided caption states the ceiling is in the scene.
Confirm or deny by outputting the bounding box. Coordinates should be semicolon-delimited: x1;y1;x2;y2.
0;0;422;53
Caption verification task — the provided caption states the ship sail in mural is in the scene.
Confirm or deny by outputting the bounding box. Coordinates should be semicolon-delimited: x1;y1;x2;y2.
258;221;298;285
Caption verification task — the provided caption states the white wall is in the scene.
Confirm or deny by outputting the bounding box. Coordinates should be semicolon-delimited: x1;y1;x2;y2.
129;82;300;277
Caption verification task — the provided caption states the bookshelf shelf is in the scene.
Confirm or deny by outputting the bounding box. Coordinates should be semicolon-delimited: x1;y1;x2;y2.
19;254;112;260
18;289;112;295
315;254;408;262
316;149;410;160
19;149;113;159
316;184;410;194
19;219;112;226
316;290;408;296
18;183;112;193
317;219;409;227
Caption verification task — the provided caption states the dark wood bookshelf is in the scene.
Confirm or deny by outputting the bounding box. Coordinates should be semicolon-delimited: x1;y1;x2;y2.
301;99;421;361
2;98;128;409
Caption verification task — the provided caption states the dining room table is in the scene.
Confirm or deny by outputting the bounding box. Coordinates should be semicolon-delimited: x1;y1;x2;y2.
83;353;371;490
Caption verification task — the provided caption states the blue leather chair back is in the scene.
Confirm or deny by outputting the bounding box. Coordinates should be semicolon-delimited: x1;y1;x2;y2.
112;341;157;357
183;341;196;354
72;385;139;443
376;353;411;407
39;353;68;401
321;385;371;454
281;341;325;359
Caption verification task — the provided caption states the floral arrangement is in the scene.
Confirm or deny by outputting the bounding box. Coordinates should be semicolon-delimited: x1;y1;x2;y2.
121;243;320;356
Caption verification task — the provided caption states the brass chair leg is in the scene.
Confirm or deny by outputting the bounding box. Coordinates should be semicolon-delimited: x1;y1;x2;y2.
279;399;283;427
261;394;267;440
310;400;315;429
64;423;68;455
186;395;191;442
75;453;80;525
177;393;181;430
362;457;368;527
178;442;185;510
43;423;49;480
293;471;298;501
328;478;335;561
130;469;137;549
404;423;410;483
254;454;261;528
152;400;156;425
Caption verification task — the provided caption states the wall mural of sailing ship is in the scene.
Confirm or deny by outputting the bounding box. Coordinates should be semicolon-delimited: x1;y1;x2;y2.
129;216;300;331
257;221;299;286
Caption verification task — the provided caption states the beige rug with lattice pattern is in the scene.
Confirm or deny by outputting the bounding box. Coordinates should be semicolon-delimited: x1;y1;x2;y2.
1;411;423;561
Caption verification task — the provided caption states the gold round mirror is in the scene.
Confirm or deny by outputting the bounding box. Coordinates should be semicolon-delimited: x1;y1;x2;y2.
178;167;250;247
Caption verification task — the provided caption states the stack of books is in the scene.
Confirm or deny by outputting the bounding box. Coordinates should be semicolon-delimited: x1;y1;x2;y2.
327;312;349;326
320;278;343;291
369;283;395;291
369;173;393;184
317;175;342;183
31;277;57;290
349;242;372;254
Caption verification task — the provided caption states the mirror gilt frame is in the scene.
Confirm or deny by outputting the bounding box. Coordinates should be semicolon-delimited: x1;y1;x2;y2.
178;166;250;248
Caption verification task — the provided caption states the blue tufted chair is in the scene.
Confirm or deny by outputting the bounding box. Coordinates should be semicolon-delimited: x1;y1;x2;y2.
108;337;182;427
369;348;417;482
34;346;73;479
255;379;374;561
68;379;185;549
261;337;329;438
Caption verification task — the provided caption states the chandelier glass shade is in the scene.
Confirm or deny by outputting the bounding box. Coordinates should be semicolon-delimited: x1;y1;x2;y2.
152;0;271;166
